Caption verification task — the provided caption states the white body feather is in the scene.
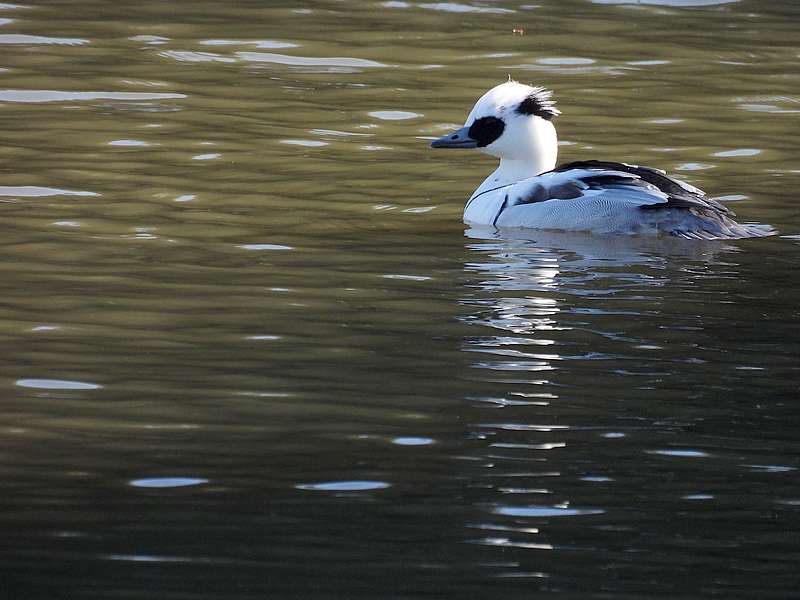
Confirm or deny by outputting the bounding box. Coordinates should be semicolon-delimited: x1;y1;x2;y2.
466;170;668;234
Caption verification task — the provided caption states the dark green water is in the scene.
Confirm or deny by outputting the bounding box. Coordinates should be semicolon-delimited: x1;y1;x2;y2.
1;0;799;598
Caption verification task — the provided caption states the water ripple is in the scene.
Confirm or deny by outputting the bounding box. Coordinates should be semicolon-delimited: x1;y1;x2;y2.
538;57;595;66
129;34;170;45
649;449;711;458
296;481;391;491
0;33;88;45
712;148;762;158
592;0;739;5
200;39;298;49
239;244;294;251
130;478;208;488
382;274;432;281
368;110;422;120
0;89;186;103
158;50;236;64
392;437;435;446
480;423;570;432
281;139;329;147
0;185;98;197
108;139;151;147
473;537;554;550
419;2;515;13
16;378;102;390
494;505;605;517
736;96;800;114
236;51;386;69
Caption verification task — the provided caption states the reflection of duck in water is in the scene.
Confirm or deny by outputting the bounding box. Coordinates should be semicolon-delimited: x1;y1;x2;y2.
464;227;730;270
430;80;773;239
462;228;735;307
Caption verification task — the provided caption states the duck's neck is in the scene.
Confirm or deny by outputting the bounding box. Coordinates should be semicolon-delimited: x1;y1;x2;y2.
472;155;557;199
471;124;559;200
497;156;555;183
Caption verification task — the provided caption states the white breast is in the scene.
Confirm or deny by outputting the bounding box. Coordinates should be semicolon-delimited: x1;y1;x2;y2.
463;187;509;225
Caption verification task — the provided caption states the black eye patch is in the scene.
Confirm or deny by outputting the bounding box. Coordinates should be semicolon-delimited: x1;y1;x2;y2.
468;116;505;147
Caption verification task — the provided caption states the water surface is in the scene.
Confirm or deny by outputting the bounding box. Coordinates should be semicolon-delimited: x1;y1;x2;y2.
1;0;799;598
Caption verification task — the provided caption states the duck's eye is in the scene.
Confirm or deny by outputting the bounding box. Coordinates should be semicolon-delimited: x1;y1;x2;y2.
468;116;505;147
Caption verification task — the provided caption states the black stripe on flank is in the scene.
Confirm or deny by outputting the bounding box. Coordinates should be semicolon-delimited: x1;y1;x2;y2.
492;195;510;227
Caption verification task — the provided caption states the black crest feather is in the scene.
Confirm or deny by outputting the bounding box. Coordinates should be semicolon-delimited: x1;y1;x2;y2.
516;87;560;120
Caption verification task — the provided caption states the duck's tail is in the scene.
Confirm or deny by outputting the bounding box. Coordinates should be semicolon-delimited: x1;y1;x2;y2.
671;221;776;240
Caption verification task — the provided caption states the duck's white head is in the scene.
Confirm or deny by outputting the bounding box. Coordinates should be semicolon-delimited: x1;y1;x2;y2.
431;80;560;178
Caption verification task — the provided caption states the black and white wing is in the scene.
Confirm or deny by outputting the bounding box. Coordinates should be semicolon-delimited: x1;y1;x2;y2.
496;160;771;239
550;160;731;214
